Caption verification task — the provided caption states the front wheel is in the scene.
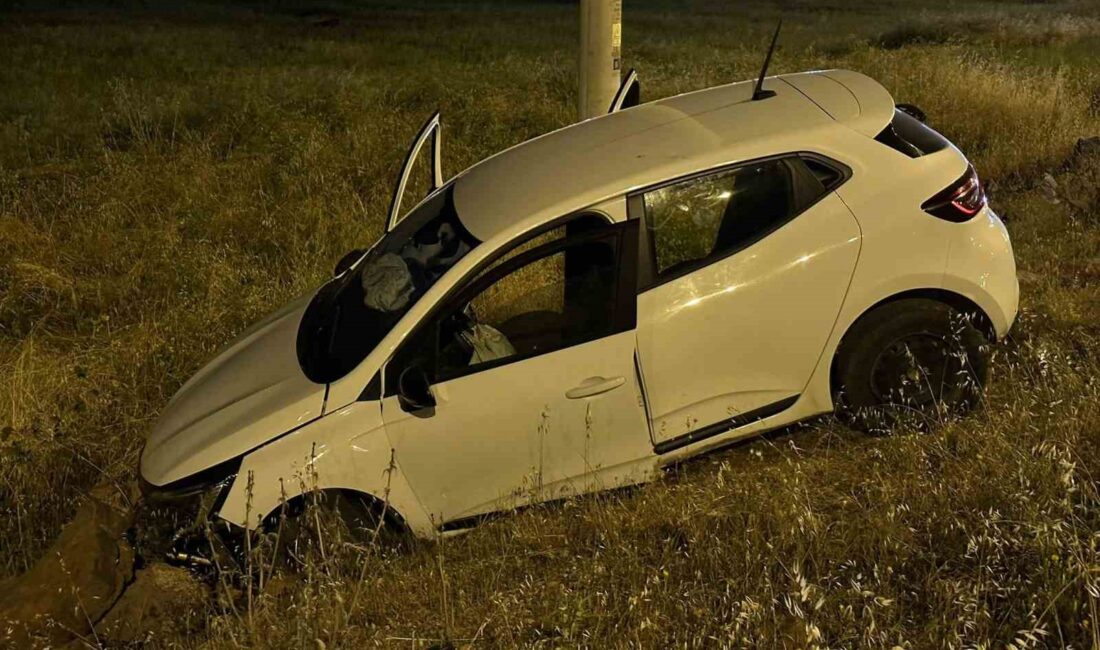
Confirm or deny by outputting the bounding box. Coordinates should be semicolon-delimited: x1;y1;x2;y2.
834;299;991;433
263;490;407;564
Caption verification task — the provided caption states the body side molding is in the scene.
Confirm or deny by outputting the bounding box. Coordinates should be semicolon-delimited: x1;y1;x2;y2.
653;394;799;455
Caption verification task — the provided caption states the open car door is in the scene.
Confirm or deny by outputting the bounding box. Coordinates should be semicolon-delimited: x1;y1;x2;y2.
607;68;640;113
387;111;444;232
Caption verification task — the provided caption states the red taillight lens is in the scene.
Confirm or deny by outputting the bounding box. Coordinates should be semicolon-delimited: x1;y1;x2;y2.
921;165;986;222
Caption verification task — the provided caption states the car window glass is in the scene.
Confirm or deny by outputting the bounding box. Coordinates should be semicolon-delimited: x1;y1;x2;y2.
802;158;840;189
875;109;949;158
468;213;611;286
641;159;796;276
297;185;480;384
436;238;618;379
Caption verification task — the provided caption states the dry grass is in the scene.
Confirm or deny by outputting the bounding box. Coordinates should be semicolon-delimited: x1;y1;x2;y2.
1;0;1098;647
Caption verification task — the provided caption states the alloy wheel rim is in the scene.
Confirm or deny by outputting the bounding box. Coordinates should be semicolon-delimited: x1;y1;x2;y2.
869;331;963;407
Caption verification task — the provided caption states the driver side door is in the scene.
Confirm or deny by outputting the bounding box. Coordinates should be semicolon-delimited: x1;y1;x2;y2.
380;220;651;528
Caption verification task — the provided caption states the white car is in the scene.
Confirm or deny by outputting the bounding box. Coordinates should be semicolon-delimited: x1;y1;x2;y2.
140;69;1018;539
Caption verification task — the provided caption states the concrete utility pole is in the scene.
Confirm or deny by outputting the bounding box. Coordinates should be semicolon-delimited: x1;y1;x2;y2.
578;0;622;120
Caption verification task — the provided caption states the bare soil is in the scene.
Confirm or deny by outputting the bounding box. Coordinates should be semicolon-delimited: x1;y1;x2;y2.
0;485;208;648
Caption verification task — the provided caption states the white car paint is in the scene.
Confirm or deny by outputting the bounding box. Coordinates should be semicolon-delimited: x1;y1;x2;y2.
141;292;324;486
636;190;861;443
381;330;653;526
142;69;1019;537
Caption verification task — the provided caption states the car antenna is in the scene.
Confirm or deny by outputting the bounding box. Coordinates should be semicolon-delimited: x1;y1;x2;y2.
751;19;782;101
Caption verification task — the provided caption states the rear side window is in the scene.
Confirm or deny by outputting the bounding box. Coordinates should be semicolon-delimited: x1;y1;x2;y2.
802;157;842;189
875;109;950;158
641;159;799;277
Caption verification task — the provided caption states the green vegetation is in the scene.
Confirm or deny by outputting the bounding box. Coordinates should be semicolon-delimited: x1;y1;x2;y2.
1;0;1098;646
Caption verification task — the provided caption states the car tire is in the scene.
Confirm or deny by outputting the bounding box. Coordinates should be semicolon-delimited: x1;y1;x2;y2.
834;298;991;434
266;491;405;561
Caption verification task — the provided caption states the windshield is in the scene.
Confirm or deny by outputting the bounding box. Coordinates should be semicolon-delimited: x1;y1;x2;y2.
297;185;479;383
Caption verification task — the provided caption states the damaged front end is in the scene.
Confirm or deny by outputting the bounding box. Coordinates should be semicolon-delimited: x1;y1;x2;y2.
138;455;246;568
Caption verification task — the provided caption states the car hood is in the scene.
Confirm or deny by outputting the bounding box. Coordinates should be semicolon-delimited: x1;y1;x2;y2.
141;291;326;487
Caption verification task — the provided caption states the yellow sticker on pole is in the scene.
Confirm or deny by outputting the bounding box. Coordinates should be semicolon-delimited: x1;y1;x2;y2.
612;0;622;69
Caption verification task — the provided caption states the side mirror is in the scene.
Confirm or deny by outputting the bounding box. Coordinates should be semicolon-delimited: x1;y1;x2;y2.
334;249;366;277
397;364;435;414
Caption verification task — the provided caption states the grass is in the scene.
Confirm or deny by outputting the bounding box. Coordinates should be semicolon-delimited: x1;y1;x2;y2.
1;0;1098;646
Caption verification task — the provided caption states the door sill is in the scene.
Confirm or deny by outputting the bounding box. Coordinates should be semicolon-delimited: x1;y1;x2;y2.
652;395;800;455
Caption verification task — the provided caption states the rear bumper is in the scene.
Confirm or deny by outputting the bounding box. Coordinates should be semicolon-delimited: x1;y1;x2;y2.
942;207;1018;339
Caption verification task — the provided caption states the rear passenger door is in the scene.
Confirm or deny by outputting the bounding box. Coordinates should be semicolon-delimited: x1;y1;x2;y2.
632;154;860;450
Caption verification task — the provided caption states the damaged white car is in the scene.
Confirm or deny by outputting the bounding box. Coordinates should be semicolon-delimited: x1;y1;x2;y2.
140;67;1018;539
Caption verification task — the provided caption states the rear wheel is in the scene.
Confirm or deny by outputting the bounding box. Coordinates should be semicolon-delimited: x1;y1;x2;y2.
834;299;991;433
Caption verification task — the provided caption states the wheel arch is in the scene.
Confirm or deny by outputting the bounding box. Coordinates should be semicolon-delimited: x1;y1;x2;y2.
215;402;436;537
259;487;410;535
828;288;996;396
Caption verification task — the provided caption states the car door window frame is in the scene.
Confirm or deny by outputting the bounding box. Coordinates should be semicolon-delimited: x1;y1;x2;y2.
630;152;851;291
434;224;635;383
382;214;637;396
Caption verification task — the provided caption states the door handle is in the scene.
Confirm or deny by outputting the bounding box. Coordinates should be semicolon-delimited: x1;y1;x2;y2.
566;376;625;399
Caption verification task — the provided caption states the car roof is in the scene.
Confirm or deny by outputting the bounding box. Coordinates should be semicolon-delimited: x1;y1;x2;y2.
452;69;894;242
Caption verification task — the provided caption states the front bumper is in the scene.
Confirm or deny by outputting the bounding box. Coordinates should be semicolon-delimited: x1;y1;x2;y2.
138;454;247;567
140;454;242;504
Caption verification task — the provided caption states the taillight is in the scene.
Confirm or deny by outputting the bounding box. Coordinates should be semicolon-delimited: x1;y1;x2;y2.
921;165;986;222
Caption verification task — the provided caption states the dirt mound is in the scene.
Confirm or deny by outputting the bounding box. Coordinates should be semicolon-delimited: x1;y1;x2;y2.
96;563;208;643
0;485;135;647
0;484;209;647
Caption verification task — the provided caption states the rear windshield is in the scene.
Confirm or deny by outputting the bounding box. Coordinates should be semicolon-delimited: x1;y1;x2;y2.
874;109;951;158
